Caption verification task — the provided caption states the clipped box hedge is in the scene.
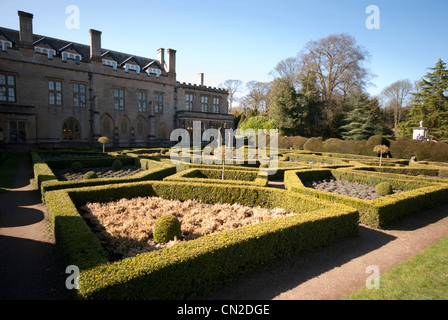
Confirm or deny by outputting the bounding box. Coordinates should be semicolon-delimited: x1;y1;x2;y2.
284;168;448;228
31;151;176;198
45;180;359;299
164;168;268;186
352;165;448;179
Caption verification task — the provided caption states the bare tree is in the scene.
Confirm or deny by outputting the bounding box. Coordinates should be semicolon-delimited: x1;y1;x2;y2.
381;79;413;129
269;57;301;90
298;33;372;102
241;81;272;112
219;79;243;111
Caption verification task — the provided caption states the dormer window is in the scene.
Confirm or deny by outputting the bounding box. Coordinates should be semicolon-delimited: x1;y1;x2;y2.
35;46;56;59
146;68;161;77
102;59;117;70
124;63;140;74
62;52;82;63
0;40;12;52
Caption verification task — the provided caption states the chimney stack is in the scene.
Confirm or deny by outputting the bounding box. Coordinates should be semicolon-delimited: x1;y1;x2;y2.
166;48;176;75
18;11;34;48
89;29;102;62
199;73;204;86
157;48;165;69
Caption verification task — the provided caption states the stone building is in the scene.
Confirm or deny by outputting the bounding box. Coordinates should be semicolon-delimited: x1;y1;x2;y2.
0;11;233;151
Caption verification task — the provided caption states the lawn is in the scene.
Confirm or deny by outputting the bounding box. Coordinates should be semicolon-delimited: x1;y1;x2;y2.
345;235;448;300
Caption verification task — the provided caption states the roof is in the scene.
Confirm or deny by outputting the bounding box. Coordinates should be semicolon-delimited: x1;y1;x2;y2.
0;26;163;70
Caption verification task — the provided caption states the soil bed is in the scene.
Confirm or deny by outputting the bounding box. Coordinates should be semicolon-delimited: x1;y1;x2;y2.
53;165;144;181
303;179;403;200
79;197;293;260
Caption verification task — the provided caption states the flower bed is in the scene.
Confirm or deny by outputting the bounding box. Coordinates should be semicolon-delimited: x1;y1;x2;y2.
53;166;144;181
45;180;359;299
303;178;403;200
284;168;448;228
79;196;292;260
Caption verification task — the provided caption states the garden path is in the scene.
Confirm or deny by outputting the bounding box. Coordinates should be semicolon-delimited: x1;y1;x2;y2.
204;202;448;300
1;155;448;300
0;155;68;300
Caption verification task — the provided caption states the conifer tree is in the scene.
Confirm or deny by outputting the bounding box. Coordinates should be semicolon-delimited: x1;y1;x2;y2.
339;92;377;140
399;59;448;142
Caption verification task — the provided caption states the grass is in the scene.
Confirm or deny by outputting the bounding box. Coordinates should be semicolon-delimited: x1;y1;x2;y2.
0;153;19;194
345;235;448;300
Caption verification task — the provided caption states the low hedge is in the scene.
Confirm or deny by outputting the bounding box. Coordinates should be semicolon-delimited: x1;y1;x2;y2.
284;168;448;228
352;165;448;179
45;181;359;299
31;151;58;190
31;151;176;198
41;165;176;200
44;156;135;169
164;168;268;186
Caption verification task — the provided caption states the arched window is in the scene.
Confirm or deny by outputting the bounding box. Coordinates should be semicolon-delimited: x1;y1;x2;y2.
119;116;130;141
62;118;81;140
101;115;114;138
135;117;147;139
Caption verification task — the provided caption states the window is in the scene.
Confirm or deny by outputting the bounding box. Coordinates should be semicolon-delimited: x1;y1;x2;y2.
1;40;13;52
9;121;26;142
154;93;163;114
73;83;86;108
124;64;140;74
102;59;117;70
201;96;208;112
136;118;147;138
138;91;147;112
0;73;16;103
213;97;220;113
48;80;63;106
62;118;81;140
62;52;82;63
186;93;193;111
35;47;56;59
146;68;161;77
113;89;125;110
101;117;113;138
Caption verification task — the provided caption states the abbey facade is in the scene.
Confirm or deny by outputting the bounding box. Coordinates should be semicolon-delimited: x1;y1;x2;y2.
0;11;233;151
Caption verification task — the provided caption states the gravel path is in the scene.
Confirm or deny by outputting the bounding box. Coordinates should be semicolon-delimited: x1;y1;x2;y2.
0;155;68;300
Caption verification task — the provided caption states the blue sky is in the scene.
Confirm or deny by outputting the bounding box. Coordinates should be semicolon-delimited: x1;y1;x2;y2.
2;0;448;98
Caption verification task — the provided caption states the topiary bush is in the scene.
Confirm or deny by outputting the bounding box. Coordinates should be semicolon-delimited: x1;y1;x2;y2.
376;182;393;196
153;215;182;243
71;161;83;173
112;159;123;171
83;171;98;180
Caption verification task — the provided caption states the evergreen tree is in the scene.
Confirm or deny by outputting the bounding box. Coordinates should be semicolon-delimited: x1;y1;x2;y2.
398;59;448;142
268;77;302;136
339;92;378;140
298;71;324;136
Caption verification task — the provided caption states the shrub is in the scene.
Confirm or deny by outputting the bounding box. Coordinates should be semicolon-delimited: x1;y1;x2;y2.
153;215;182;243
303;137;324;152
83;171;98;180
112;160;123;171
71;161;83;173
376;182;393;196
